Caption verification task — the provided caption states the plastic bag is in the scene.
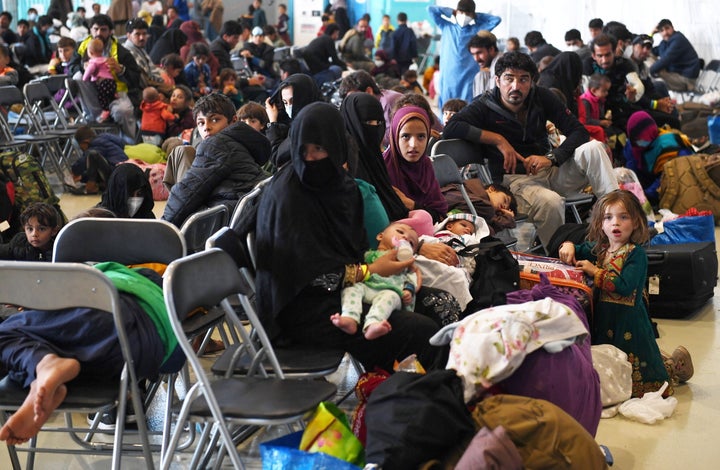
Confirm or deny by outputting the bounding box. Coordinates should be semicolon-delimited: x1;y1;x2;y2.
618;382;677;424
650;209;716;245
300;402;365;466
260;431;362;470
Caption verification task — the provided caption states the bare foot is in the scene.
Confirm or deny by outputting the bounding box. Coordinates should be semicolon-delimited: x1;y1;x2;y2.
0;354;80;445
330;313;358;335
364;320;392;340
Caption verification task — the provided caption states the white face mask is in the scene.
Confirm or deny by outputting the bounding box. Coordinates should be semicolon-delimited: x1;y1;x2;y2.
623;44;633;59
566;45;579;52
285;105;293;119
456;13;472;27
127;197;143;217
374;59;385;67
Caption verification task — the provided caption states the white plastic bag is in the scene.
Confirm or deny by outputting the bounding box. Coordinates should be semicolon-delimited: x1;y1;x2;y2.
618;382;677;424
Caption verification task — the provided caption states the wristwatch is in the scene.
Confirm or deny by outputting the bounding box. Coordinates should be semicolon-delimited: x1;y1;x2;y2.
545;151;558;166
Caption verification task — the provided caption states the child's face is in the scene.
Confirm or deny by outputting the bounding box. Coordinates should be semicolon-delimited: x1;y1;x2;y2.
601;202;635;246
397;118;428;163
170;88;189;110
58;45;75;62
445;220;475;236
166;66;181;78
193;55;207;66
592;82;610;99
382;17;390;27
17;24;29;36
223;77;236;86
241;117;264;133
487;187;512;211
24;216;58;250
442;110;456;125
376;223;418;251
196;111;230;139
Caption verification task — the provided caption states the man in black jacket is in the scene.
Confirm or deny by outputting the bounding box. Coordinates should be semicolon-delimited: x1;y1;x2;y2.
210;20;268;103
443;52;618;248
302;23;346;87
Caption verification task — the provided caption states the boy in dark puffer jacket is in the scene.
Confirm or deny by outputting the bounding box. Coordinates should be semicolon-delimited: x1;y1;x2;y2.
0;203;61;261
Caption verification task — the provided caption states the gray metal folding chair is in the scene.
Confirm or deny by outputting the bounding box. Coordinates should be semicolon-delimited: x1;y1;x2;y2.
180;205;229;255
0;261;155;470
161;249;337;469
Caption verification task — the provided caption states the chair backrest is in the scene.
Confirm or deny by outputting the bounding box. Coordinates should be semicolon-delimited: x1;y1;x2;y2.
164;248;283;376
24;80;72;130
0;85;36;134
229;175;272;231
431;138;485;167
53;217;187;265
0;260;119;313
180;205;229;254
431;154;478;217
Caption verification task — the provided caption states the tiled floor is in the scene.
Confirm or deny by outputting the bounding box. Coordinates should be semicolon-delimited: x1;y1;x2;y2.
1;193;719;469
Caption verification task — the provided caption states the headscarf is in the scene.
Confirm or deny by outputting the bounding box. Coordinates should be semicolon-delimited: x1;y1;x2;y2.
383;106;448;221
625;110;659;173
269;73;323;124
341;93;408;221
255;102;366;328
149;28;187;64
537;51;583;115
179;20;204;62
98;164;155;219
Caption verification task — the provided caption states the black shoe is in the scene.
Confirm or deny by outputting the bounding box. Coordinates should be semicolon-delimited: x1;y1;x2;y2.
87;400;137;430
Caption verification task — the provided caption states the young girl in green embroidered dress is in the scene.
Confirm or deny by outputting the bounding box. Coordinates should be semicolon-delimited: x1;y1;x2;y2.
559;190;690;398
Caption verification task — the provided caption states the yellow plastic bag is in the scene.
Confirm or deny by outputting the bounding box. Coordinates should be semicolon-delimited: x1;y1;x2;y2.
300;401;365;466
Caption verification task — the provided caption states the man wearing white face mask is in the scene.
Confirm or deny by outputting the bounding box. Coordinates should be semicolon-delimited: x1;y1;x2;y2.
428;0;502;109
564;29;591;61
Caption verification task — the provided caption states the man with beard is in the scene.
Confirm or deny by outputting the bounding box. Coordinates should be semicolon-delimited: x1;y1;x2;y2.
443;52;617;248
68;14;142;143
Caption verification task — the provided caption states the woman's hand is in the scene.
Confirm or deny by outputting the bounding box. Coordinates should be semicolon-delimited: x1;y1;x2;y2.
264;97;279;122
393;187;416;210
418;242;459;266
558;241;576;266
368;250;414;277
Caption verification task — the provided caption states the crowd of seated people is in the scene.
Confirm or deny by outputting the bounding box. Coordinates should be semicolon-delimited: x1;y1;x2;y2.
0;4;703;461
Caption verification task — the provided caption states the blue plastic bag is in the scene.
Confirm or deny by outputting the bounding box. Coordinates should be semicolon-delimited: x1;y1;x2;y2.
709;115;720;145
260;431;362;470
650;214;716;245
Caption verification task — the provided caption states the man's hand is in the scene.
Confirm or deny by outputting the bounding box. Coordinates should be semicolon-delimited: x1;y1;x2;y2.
497;140;525;174
105;57;121;74
625;84;637;102
524;154;552;175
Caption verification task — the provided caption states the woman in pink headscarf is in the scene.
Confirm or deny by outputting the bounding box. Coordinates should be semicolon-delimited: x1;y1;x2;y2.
383;106;448;223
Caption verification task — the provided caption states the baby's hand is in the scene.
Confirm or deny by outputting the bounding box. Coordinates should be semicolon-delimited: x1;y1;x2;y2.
498;208;515;218
401;289;413;305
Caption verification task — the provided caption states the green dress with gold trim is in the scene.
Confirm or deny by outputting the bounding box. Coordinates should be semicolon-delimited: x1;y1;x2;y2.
575;241;671;398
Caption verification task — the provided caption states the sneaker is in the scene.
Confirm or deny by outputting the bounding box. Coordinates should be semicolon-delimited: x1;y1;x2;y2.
86;400;137;431
672;346;694;382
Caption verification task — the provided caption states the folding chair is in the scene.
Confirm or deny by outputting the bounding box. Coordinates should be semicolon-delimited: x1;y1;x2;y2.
431;153;478;217
23;81;85;172
161;249;337;469
207;226;347;380
0;261;155;470
52;217;191;457
61;78;121;135
180;205;229;255
0;86;71;188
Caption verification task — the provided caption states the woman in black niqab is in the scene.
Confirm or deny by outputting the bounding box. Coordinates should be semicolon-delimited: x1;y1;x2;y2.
341;93;409;221
254;102;442;371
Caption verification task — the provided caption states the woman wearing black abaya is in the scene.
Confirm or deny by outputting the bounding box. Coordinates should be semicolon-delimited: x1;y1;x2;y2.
341;93;408;223
537;51;583;116
254;102;444;372
97;164;155;219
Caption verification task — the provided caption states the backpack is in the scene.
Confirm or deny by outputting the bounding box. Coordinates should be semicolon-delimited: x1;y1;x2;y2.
0;169;15;237
659;154;720;224
364;370;475;468
0;149;67;227
461;237;520;313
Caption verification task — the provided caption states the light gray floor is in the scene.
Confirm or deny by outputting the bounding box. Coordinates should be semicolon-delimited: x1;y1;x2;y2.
1;194;719;469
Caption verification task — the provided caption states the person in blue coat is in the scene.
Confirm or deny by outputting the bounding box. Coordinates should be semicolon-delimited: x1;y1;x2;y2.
428;0;501;109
